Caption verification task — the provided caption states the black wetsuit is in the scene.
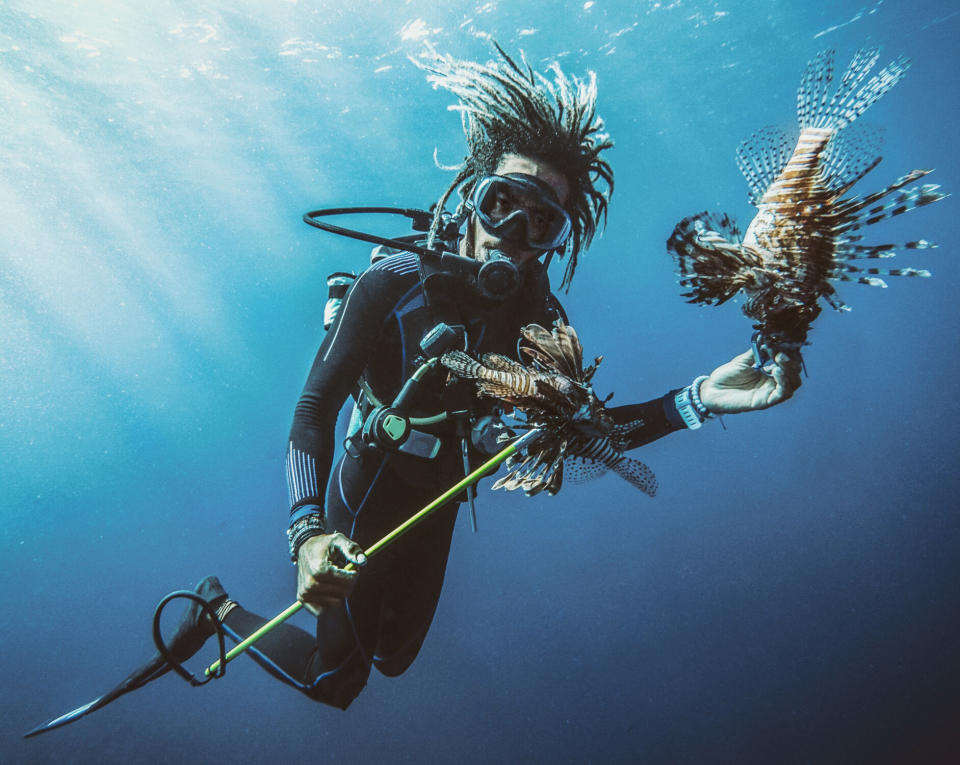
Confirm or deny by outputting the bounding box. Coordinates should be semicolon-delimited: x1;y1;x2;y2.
224;251;685;708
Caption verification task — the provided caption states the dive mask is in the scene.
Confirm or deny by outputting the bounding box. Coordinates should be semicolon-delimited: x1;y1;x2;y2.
467;173;572;251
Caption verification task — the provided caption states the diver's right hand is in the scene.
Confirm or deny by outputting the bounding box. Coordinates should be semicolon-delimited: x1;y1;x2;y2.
296;532;367;614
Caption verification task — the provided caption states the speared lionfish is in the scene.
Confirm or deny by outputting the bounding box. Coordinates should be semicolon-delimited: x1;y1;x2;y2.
440;321;657;497
667;48;948;357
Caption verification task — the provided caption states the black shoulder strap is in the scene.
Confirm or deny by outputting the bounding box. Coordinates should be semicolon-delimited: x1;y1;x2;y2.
418;253;470;331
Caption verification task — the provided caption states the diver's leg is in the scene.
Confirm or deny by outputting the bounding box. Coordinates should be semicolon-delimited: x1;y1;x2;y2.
221;599;377;710
217;452;394;708
220;454;460;705
372;504;458;677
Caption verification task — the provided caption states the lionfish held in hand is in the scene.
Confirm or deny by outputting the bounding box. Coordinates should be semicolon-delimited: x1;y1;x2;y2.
667;48;948;356
441;321;657;498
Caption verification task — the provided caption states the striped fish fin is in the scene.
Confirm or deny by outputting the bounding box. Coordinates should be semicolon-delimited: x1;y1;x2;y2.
799;47;910;131
797;49;835;131
564;455;609;484
520;322;582;380
493;435;569;496
836;265;932;288
818;122;884;195
521;345;559;372
482;353;525;373
481;352;564;400
611;458;658;497
831;174;947;279
552;322;584;381
840;265;931;278
838;178;946;233
835;169;932;220
841;239;937;260
544;453;565;496
493;452;545;492
611;417;645;437
736;126;795;205
521;450;566;497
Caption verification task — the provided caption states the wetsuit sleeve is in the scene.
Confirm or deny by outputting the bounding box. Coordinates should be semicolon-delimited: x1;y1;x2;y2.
605;392;687;450
284;268;398;534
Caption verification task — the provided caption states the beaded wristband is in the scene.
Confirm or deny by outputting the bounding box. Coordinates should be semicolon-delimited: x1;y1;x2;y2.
287;513;327;562
690;375;712;419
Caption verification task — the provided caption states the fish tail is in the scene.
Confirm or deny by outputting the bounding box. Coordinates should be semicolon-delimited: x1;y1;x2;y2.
798;47;910;131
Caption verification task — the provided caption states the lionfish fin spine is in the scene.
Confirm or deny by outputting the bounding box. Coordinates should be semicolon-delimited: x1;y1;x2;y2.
611;417;646;437
736;126;796;205
836;273;887;287
834;179;946;235
839;238;939;261
839;264;931;278
819;124;884;195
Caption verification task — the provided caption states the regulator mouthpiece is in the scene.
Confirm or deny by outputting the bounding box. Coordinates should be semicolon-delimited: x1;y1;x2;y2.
476;250;521;302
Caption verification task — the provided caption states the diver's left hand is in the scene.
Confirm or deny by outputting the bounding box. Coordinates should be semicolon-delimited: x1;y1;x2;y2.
699;349;802;414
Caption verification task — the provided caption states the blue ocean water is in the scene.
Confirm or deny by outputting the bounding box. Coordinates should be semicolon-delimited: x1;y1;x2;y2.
2;1;958;762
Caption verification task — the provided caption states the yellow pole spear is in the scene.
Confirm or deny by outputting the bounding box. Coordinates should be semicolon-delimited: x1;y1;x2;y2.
204;427;542;677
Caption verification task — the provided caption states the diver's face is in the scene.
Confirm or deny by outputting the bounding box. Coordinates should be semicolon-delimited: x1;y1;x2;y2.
462;153;571;266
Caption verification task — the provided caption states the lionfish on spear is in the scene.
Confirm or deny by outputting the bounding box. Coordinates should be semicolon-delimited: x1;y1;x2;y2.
440;321;657;498
667;47;948;357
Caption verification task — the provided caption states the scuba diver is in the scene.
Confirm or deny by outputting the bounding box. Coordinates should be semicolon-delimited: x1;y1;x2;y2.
26;45;801;736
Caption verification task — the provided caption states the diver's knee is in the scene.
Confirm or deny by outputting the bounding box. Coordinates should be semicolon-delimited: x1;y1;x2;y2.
304;668;368;710
374;653;416;678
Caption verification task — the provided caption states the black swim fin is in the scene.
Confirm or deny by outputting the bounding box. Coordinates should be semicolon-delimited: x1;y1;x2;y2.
24;652;171;737
24;575;227;739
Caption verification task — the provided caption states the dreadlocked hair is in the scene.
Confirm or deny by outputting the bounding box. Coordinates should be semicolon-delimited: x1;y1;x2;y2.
414;42;614;290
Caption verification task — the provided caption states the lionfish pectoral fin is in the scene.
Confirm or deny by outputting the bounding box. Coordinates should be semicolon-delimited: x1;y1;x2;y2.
562;456;609;484
611;417;646;439
611;458;658;497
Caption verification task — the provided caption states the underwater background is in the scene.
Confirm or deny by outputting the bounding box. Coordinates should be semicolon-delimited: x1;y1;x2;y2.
2;1;958;762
